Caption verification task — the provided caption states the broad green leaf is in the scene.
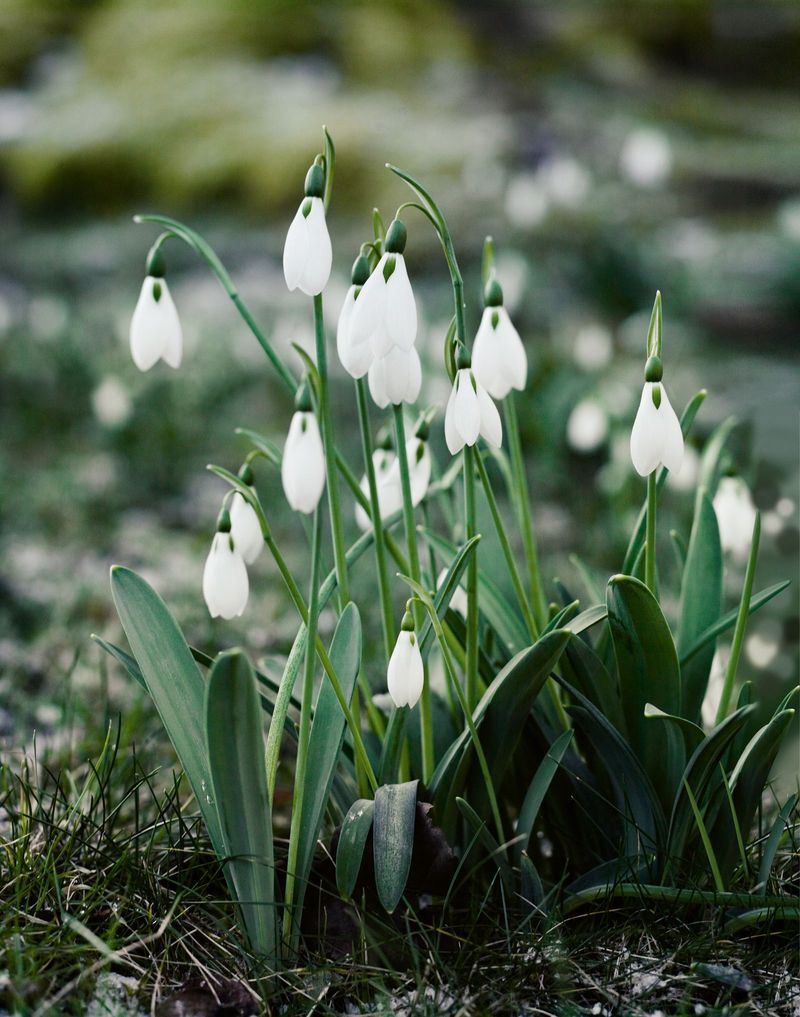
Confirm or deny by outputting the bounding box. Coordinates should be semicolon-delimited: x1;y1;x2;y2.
514;730;573;862
373;780;418;913
295;604;362;892
677;491;722;723
205;651;276;961
680;581;790;666
607;575;682;807
110;566;224;856
336;798;375;899
564;635;626;737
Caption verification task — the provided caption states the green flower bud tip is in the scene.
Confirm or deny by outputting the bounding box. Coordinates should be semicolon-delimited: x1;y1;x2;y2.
295;383;313;413
304;162;325;199
484;277;503;308
400;604;415;632
351;253;370;287
455;342;471;370
216;508;232;533
146;247;166;278
384;218;407;254
644;355;663;383
238;462;255;486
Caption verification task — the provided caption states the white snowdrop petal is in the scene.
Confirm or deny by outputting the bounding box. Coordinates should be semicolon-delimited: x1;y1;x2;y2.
230;492;263;565
444;382;463;455
130;278;168;371
496;310;527;392
367;356;390;408
471;308;501;396
203;533;249;619
350;258;386;342
381;346;413;405
630;383;662;477
298;198;332;296
384;256;417;350
407;438;432;505
453;371;481;446
369;323;394;359
658;387;684;475
476;383;503;448
283;203;310;292
387;631;424;709
282;412;326;513
338;287;375;379
404;346;422;404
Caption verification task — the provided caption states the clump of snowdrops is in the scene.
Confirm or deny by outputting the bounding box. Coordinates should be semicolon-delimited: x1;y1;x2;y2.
105;129;797;972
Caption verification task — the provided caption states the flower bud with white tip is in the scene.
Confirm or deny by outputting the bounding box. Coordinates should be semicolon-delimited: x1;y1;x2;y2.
129;246;183;372
387;602;424;709
336;253;373;378
229;463;263;565
629;293;683;476
281;384;326;513
472;276;527;399
202;507;249;619
283;160;333;296
444;344;503;455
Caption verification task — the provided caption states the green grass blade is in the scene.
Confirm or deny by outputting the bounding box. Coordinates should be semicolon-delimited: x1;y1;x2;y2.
336;799;375;899
757;793;798;893
682;778;725;892
373;780;418;913
110;566;224;857
205;650;276;962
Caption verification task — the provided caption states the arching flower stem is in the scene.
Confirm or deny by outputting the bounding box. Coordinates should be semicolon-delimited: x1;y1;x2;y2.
393;405;435;782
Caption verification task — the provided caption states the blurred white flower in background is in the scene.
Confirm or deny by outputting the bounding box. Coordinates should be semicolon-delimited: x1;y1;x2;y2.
746;619;781;669
713;476;757;559
620;127;673;189
572;323;613;371
777;196;800;240
537;156;591;209
504;172;549;230
436;568;468;617
567;398;609;454
91;376;132;428
669;445;700;492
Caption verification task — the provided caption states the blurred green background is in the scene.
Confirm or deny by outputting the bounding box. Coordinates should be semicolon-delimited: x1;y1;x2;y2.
1;0;798;772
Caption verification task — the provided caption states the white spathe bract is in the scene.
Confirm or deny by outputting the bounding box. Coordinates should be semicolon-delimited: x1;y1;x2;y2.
230;492;263;565
368;346;422;408
472;306;527;399
387;630;424;709
630;382;683;476
336;285;373;379
129;276;182;372
281;411;326;514
202;532;249;619
283;197;332;296
713;476;758;559
444;369;502;455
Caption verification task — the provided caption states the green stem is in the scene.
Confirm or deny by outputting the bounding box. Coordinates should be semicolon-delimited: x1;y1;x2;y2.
463;445;479;711
716;512;761;723
283;507;322;955
503;396;546;629
645;470;657;594
393;406;434;783
356;379;395;659
313;294;349;608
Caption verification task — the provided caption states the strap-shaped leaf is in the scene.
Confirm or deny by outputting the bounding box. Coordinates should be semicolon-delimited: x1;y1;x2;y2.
679;581;790;666
564;635;626;737
677;490;722;722
91;634;146;691
205;651;276;961
757;793;798;893
373;780;418;913
295;604;362;893
455;796;513;889
336;798;375;899
110;566;224;856
514;730;573;862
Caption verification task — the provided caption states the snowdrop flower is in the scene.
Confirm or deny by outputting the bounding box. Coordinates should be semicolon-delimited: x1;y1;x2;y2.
229;465;263;565
387;604;424;709
129;249;182;372
629;292;683;477
472;278;527;399
349;219;421;407
444;347;502;455
355;447;402;530
713;476;758;559
283;161;332;296
337;254;374;378
203;511;249;619
281;387;326;514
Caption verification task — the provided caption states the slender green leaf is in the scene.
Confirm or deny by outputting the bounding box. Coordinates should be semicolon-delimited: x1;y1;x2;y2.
417;535;481;657
336;799;375;898
91;634;147;691
680;581;790;666
110;566;224;856
757;793;798;893
455;797;514;887
234;426;282;467
373;780;418;913
205;651;276;960
683;779;725;892
515;730;573;862
565;636;626;736
698;416;738;498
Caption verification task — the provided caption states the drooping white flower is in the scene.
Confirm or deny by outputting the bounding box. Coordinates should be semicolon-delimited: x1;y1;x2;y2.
472;305;527;399
129;276;182;372
336;254;374;379
713;476;758;559
229;491;263;565
444;368;502;455
283;163;332;296
629;381;683;476
281;410;326;514
203;531;249;619
368;346;422;408
387;622;424;710
355;449;401;531
399;435;432;506
436;568;468;618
